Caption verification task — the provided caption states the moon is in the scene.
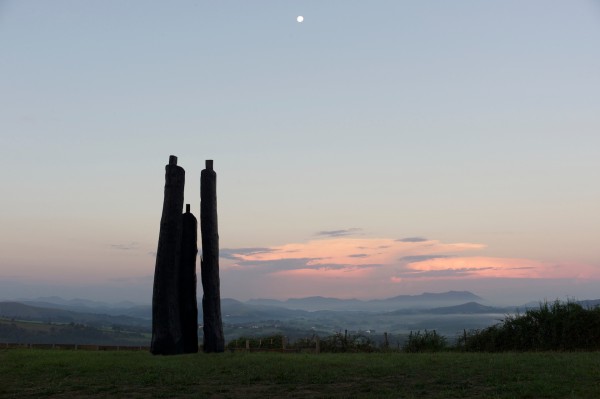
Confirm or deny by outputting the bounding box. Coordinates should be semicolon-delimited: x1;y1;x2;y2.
297;16;304;23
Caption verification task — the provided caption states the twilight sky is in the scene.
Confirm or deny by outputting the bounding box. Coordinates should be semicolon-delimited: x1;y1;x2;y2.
1;1;599;305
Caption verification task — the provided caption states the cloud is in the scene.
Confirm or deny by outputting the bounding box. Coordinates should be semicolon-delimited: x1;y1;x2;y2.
349;253;369;258
315;228;362;237
220;247;275;260
397;237;428;243
273;266;375;280
219;235;599;300
110;242;139;251
396;267;495;278
400;255;451;263
229;258;317;271
221;237;485;279
401;256;597;279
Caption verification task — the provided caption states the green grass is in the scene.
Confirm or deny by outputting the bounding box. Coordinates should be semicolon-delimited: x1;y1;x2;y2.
1;349;599;398
0;318;149;346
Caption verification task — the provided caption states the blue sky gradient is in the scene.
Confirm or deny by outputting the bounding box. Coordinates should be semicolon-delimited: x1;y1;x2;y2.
1;1;599;303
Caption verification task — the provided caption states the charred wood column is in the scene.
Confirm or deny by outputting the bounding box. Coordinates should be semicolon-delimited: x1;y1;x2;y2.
151;155;185;355
200;160;225;353
180;204;199;353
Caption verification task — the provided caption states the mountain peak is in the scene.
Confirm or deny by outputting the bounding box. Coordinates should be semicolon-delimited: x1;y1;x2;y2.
387;290;481;301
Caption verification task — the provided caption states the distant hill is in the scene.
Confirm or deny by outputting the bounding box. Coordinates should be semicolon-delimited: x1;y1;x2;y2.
20;297;152;319
248;296;364;312
386;291;482;302
220;298;307;323
248;291;484;312
576;299;600;309
0;300;305;328
4;295;599;345
0;302;150;329
22;296;136;309
8;294;598;333
0;318;148;346
16;290;484;314
369;291;483;311
385;302;508;316
425;302;507;314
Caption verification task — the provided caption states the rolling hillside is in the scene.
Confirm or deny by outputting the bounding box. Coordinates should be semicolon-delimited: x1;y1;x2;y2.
0;302;150;329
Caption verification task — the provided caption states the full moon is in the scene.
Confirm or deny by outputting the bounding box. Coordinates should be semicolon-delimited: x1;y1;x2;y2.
297;16;304;23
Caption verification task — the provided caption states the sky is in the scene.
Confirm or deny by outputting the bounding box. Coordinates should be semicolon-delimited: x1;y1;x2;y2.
1;1;599;305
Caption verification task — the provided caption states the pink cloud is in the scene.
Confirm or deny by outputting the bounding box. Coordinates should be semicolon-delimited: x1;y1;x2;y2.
229;237;485;267
273;266;374;279
221;236;600;299
402;256;600;280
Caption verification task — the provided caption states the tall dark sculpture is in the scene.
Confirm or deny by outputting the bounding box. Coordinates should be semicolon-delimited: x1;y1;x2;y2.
151;155;185;355
200;160;225;352
180;204;199;353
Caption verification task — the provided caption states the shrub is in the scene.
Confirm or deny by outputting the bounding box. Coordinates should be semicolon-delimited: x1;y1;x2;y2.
403;330;447;353
460;300;600;352
226;334;284;350
318;331;377;353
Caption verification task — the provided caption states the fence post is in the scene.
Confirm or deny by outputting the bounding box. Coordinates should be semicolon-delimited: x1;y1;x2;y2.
245;340;250;350
315;336;320;354
384;332;389;349
282;336;287;351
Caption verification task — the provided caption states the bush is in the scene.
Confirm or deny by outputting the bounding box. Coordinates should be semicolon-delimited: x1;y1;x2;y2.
403;330;447;353
226;334;284;350
460;300;600;352
317;331;377;353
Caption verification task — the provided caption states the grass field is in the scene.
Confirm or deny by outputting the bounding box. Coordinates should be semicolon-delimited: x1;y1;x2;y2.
1;349;599;398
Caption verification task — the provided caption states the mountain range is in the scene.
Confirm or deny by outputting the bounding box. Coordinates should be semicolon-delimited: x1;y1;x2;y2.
2;291;599;344
9;290;484;318
247;290;483;311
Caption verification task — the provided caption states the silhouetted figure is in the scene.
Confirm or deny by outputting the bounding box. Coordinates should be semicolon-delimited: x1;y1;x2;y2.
200;160;225;353
180;204;199;353
151;155;185;355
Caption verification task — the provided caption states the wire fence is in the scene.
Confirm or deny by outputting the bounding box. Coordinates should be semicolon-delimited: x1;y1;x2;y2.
1;342;150;351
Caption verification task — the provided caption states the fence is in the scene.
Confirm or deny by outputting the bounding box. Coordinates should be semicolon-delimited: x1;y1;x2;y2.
1;342;314;353
1;343;150;351
227;336;321;354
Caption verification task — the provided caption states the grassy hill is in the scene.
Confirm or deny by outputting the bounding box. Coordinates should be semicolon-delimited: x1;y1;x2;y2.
0;302;150;328
0;318;149;346
1;349;598;398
